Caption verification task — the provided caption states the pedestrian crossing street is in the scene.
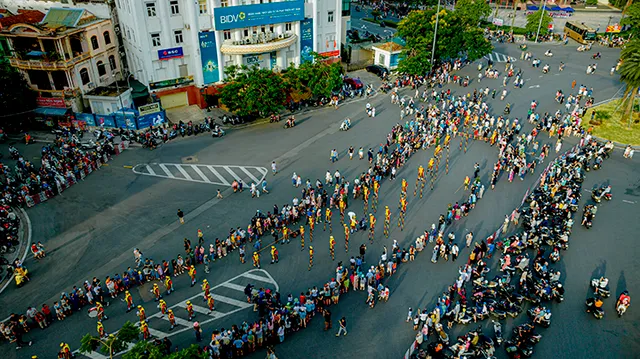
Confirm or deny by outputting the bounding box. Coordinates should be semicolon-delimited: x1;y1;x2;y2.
77;269;278;359
484;51;517;63
132;163;268;186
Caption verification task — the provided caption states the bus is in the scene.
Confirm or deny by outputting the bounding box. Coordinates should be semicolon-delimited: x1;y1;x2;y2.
564;21;597;44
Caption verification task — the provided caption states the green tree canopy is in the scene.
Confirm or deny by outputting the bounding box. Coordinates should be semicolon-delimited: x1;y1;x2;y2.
296;53;343;98
619;39;640;128
0;61;37;128
397;8;493;75
454;0;492;26
220;65;287;117
621;2;640;38
79;321;139;359
124;342;207;359
525;9;553;37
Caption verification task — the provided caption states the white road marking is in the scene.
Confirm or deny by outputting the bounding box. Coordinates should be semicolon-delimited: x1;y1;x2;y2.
622;200;636;204
173;164;193;180
528;85;540;88
221;282;247;292
158;164;175;178
132;164;267;187
191;165;212;183
240;166;261;184
145;165;156;176
223;166;241;181
75;269;277;359
207;165;230;186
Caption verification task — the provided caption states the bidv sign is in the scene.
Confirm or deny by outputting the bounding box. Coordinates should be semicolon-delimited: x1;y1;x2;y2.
214;0;304;31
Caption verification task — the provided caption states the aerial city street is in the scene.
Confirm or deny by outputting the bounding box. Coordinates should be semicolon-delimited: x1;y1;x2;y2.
0;0;638;359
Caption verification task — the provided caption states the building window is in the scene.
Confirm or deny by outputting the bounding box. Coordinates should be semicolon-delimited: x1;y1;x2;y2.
170;0;180;15
328;11;334;23
179;64;188;77
198;0;207;14
108;55;117;70
90;36;99;50
97;61;107;76
223;30;232;40
220;0;229;7
80;68;90;85
243;28;249;37
285;22;292;31
146;2;156;17
103;31;111;45
269;25;274;33
151;33;161;47
174;30;184;44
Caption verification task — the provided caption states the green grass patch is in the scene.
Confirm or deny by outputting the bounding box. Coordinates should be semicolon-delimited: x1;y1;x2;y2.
584;99;640;145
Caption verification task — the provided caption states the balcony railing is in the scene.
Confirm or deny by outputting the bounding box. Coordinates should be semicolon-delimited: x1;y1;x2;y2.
9;52;91;70
221;33;298;55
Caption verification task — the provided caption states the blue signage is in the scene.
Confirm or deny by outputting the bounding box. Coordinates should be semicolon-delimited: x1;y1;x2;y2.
75;113;95;127
114;111;138;130
95;114;115;128
213;0;304;31
158;47;184;60
137;110;166;129
300;18;313;64
199;32;220;84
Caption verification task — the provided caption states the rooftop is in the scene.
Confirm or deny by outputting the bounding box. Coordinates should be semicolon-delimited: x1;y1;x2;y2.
374;42;404;52
0;10;44;30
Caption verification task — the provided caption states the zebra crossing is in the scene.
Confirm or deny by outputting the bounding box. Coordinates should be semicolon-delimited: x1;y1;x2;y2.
77;269;278;359
484;51;516;63
132;163;268;186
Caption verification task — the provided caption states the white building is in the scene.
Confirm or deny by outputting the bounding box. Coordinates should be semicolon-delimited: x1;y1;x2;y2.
117;0;344;110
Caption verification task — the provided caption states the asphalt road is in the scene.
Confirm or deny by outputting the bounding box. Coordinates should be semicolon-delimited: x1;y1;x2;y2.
0;42;637;359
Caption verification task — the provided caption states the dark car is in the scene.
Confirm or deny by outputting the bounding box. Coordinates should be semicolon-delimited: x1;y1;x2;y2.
366;65;389;78
343;77;364;90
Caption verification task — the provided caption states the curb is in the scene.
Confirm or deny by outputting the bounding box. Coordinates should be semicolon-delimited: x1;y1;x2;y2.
0;208;32;295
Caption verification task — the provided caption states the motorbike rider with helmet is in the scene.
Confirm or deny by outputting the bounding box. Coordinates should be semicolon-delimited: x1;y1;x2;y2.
617;291;631;316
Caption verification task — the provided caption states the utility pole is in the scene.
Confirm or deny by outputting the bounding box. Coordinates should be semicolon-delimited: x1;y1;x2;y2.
431;0;442;69
535;0;547;43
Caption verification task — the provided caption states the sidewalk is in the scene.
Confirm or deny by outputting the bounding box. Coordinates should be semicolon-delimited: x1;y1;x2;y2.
0;208;32;295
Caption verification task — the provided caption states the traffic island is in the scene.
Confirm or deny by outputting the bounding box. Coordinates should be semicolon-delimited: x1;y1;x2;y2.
584;99;640;146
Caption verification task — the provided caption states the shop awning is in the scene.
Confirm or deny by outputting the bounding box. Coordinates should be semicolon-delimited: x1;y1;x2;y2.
33;107;69;116
129;79;150;99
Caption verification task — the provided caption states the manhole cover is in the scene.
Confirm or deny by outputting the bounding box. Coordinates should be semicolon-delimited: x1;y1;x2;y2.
182;156;198;163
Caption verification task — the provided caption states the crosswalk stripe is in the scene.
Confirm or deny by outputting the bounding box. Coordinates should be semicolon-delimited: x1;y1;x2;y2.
221;282;248;292
190;165;211;183
211;294;252;308
242;272;275;283
173;164;193;180
148;327;167;338
189;303;217;316
145;165;156;176
159;314;191;327
223;166;241;181
239;167;260;184
207;165;230;185
158;164;175;178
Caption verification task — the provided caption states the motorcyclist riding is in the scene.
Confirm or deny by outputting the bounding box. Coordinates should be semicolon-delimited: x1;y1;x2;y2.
340;118;351;131
616;291;631;317
284;116;296;128
544;49;553;57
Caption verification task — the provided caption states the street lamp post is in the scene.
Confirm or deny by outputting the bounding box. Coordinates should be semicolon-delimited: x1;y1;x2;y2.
430;0;442;69
534;0;547;43
113;73;126;130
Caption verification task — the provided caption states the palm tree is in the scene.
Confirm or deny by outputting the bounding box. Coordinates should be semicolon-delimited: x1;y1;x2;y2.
618;40;640;128
510;0;525;32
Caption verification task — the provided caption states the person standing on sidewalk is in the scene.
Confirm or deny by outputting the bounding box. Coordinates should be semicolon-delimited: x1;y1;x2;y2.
336;317;347;336
177;209;185;224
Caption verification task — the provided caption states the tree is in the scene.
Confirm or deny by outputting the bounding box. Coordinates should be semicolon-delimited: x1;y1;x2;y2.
296;53;343;99
124;341;207;359
618;40;640;128
621;2;640;38
219;66;287;118
454;0;491;26
511;0;527;31
525;9;553;38
397;8;493;75
79;321;139;359
0;61;37;129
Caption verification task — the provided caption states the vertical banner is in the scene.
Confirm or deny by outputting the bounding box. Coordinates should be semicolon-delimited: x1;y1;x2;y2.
300;18;313;64
270;51;277;69
199;32;220;84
